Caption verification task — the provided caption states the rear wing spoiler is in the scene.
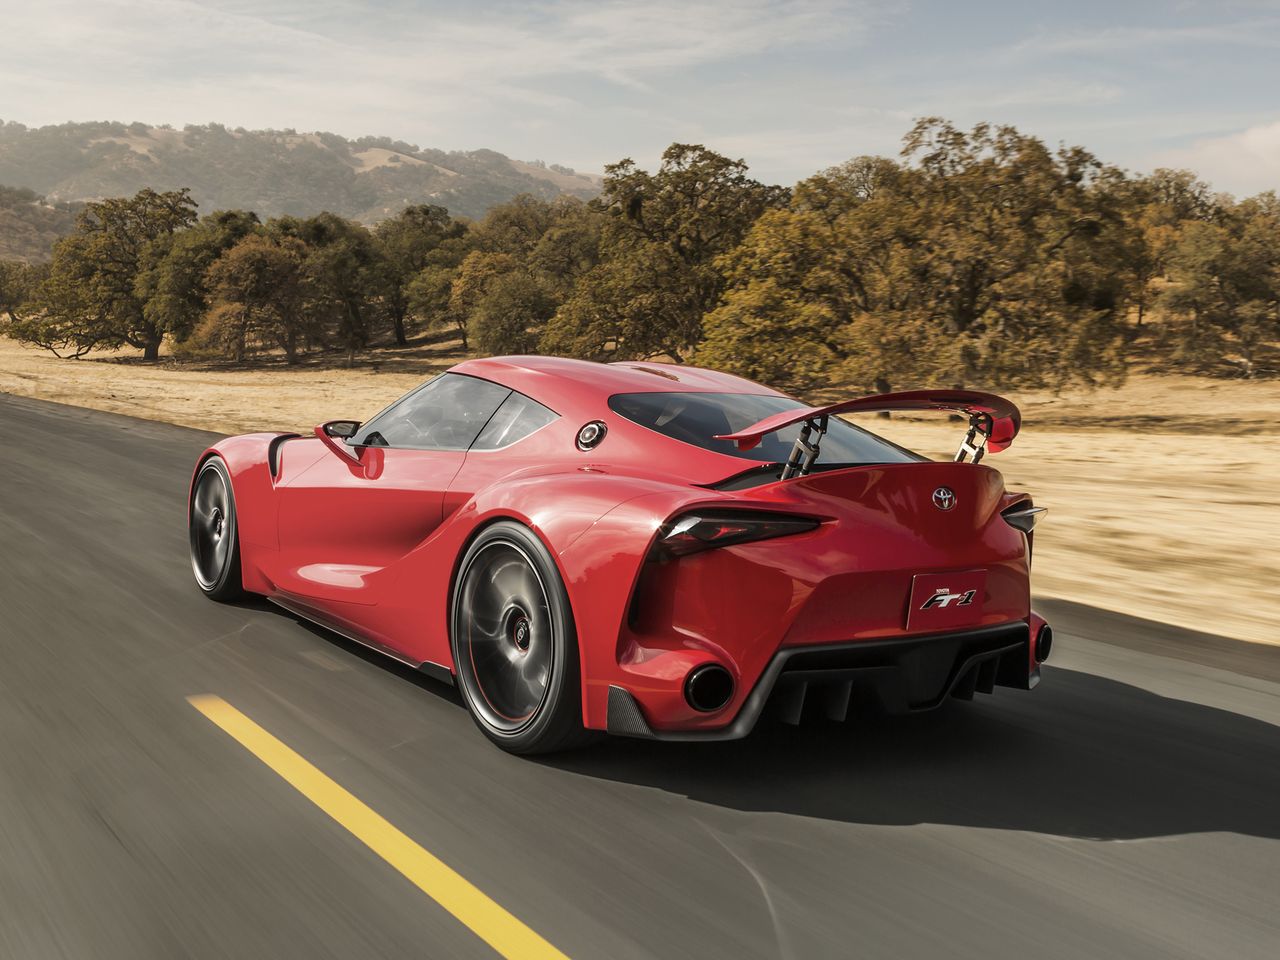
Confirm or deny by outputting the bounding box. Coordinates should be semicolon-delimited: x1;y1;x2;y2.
715;390;1021;480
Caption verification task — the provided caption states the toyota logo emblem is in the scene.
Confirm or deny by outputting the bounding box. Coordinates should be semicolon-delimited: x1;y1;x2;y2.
932;487;957;511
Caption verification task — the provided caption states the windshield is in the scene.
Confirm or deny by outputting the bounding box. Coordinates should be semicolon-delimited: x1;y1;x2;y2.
608;392;923;466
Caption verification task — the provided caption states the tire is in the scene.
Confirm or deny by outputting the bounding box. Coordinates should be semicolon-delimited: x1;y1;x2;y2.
189;456;246;602
450;521;587;754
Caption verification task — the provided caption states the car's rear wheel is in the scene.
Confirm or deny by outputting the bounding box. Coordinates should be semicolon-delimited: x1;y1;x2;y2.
450;522;586;754
189;456;245;601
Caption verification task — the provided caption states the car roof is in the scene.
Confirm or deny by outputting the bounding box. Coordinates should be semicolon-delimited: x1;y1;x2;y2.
448;356;787;411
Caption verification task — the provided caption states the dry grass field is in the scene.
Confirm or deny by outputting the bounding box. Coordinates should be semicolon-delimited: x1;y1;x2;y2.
2;335;1277;645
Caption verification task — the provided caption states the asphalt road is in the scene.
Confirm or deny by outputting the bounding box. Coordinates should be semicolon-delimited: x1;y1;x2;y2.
1;392;1278;960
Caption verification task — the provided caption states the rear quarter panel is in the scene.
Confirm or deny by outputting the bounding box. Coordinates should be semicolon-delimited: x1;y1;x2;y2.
354;469;709;671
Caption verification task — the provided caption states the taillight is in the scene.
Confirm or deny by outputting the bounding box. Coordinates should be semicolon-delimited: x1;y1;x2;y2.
1001;502;1046;534
653;511;819;559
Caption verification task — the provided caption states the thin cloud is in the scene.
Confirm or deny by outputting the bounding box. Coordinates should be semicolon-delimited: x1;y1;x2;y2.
1160;120;1280;197
2;1;874;90
0;0;1277;192
1009;18;1280;57
0;1;881;146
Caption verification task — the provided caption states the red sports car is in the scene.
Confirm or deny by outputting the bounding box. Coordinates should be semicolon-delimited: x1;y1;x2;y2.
188;356;1051;753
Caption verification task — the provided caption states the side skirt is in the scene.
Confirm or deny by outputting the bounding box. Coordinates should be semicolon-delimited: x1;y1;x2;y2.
267;595;454;686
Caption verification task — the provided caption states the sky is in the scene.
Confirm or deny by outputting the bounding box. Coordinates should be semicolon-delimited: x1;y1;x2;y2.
1;0;1278;195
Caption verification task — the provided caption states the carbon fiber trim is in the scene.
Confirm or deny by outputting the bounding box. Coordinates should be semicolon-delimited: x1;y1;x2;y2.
607;685;656;739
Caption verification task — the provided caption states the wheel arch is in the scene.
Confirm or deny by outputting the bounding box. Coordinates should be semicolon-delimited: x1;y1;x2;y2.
188;433;294;594
441;469;728;729
444;511;588;692
445;467;707;618
445;514;554;623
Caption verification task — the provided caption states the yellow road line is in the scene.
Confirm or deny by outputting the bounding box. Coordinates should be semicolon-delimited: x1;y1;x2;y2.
187;694;570;960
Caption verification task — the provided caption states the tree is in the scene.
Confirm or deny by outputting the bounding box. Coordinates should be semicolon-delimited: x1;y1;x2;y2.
600;143;788;267
527;198;606;298
274;212;387;364
197;234;310;362
547;144;787;362
895;120;1126;364
472;195;559;256
472;272;556;355
138;209;261;344
407;263;466;348
693;265;851;389
1160;193;1280;376
1114;169;1220;329
17;188;198;359
449;251;519;314
373;204;464;345
541;242;703;361
699;122;1131;391
434;250;521;350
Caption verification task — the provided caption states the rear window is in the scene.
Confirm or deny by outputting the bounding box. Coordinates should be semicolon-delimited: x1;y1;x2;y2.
608;392;922;466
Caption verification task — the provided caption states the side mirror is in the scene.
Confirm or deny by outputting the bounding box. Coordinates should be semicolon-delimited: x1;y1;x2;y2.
322;420;361;440
315;420;364;467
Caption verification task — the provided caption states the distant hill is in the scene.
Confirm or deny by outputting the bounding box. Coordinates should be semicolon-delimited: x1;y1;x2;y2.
0;185;81;263
0;120;602;259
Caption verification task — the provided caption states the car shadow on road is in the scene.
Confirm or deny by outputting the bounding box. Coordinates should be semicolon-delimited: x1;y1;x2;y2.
548;666;1280;841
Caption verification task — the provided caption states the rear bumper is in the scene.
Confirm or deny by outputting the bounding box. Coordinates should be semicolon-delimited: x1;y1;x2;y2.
606;621;1038;741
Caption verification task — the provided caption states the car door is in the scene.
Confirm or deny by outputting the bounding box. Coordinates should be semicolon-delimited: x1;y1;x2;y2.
273;373;511;609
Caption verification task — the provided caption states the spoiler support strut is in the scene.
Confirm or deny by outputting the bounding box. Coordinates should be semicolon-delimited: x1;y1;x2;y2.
780;415;828;480
954;413;994;464
778;409;992;478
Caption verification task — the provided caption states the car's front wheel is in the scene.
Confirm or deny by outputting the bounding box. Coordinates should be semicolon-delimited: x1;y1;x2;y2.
450;521;587;754
189;456;245;602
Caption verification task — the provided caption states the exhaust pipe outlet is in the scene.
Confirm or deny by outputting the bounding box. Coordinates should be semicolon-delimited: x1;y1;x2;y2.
684;664;735;713
1035;625;1053;663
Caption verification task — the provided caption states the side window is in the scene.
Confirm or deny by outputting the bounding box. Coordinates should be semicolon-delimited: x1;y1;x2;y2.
471;391;558;450
353;374;510;450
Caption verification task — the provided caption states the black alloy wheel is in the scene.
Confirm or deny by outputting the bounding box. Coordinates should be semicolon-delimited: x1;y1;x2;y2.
189;456;245;601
